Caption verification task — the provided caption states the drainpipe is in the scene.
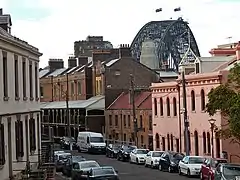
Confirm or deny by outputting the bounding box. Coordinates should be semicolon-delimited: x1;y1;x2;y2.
177;84;182;153
51;76;54;102
7;117;13;179
37;114;41;166
25;117;30;177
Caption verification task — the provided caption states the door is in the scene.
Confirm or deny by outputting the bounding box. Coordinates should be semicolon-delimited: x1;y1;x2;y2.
145;152;151;165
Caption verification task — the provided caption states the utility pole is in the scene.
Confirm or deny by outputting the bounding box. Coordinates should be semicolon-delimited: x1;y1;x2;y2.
130;74;138;146
181;71;190;156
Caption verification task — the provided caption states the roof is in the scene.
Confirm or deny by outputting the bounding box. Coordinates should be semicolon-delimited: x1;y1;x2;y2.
157;71;178;78
199;56;234;62
105;58;119;67
39;69;50;78
40;95;105;110
0;14;11;25
107;91;151;110
47;68;67;77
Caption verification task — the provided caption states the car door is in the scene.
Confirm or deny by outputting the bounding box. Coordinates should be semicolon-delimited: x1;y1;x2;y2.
71;163;80;179
181;156;189;174
145;152;151;165
130;149;136;162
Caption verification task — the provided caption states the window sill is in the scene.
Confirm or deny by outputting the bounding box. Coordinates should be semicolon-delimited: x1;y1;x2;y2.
30;97;34;101
16;157;23;162
23;97;28;101
15;97;20;101
3;96;9;101
191;111;196;113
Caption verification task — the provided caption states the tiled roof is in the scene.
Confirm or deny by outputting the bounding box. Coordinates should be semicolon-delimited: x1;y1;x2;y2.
107;91;151;110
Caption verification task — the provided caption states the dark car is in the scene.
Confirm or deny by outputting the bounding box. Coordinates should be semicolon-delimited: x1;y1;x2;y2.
117;145;137;161
200;157;227;180
62;155;86;177
106;144;121;158
60;137;77;150
214;163;240;180
158;151;184;173
87;166;119;180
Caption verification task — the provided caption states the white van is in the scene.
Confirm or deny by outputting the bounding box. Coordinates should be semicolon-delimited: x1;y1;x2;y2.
77;131;106;153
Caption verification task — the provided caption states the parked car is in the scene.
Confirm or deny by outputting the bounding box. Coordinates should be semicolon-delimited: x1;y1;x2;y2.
145;151;164;168
117;145;137;161
54;152;72;172
178;156;205;177
62;155;86;177
130;149;149;164
106;144;121;158
71;160;100;180
158;151;184;173
86;166;119;180
60;137;77;150
214;163;240;180
200;157;227;180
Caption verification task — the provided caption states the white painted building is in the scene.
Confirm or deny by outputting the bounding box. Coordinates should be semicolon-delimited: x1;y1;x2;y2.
0;22;42;179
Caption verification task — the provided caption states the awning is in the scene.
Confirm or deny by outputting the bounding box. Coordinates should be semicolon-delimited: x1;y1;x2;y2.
40;95;105;110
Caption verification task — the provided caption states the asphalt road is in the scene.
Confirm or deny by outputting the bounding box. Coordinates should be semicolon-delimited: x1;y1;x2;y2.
56;150;199;180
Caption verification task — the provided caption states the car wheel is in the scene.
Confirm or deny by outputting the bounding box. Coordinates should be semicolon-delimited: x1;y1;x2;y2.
78;147;81;153
168;166;172;173
136;158;139;165
187;169;191;177
159;164;162;171
145;162;148;167
117;155;120;161
150;162;154;169
179;167;182;175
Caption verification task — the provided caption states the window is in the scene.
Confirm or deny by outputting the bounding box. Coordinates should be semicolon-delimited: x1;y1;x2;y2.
167;134;170;150
54;85;57;96
29;117;36;151
22;58;27;99
191;90;195;111
0;122;5;165
2;51;8;98
123;134;126;142
162;137;165;151
140;115;143;128
40;87;44;97
115;115;118;126
14;55;19;98
170;134;174;151
77;81;82;95
203;132;206;153
29;61;33;99
127;115;131;127
207;132;211;154
154;98;157;116
196;62;200;73
201;89;205;111
173;97;177;116
71;82;74;95
160;98;163;116
15;116;24;159
166;97;170;116
34;63;38;99
149;115;152;130
123;115;126;127
155;133;160;149
141;135;144;144
109;115;112;126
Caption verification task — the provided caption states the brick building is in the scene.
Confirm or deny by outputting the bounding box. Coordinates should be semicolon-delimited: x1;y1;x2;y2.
106;91;153;149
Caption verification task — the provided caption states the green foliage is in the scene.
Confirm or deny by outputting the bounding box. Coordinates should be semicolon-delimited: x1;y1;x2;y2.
206;63;240;143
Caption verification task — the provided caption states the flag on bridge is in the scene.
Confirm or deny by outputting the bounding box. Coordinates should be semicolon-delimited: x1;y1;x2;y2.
174;7;181;12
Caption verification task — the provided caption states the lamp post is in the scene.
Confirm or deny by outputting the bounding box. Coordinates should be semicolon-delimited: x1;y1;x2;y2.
208;118;216;158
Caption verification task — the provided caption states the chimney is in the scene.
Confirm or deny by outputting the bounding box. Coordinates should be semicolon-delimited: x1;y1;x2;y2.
236;42;240;60
119;44;131;58
78;56;88;66
68;57;77;68
0;9;2;15
48;59;64;72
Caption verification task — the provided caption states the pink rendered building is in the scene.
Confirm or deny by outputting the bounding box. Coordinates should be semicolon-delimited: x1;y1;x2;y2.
151;43;240;162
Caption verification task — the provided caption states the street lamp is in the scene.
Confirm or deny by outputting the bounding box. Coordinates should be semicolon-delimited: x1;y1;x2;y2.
208;118;216;158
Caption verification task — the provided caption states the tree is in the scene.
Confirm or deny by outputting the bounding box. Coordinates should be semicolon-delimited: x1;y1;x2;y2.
206;63;240;144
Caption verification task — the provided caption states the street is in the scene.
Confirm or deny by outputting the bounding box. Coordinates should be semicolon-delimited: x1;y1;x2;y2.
56;151;199;180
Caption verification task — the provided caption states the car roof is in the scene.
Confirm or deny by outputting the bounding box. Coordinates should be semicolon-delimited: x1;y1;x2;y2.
136;148;148;150
91;166;114;170
57;152;71;156
151;151;164;153
78;160;97;164
187;156;205;158
222;163;240;167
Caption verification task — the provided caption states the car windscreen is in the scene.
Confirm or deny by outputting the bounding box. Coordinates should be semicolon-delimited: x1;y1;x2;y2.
223;165;240;177
212;159;228;167
92;168;115;176
59;154;71;160
136;150;148;154
189;157;205;164
72;156;85;162
80;162;100;169
90;137;104;143
123;146;135;152
112;145;120;150
152;152;163;157
171;153;184;162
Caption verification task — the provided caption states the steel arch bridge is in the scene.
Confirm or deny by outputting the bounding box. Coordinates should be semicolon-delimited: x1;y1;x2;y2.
130;18;200;71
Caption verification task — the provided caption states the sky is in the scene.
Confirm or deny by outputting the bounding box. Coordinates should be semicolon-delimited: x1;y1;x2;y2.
1;0;240;67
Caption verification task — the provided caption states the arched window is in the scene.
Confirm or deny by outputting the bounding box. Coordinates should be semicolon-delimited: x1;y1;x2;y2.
154;98;157;116
188;130;191;151
141;135;144;145
167;134;170;150
155;133;160;149
201;89;205;111
191;90;196;111
194;131;199;156
162;137;165;151
207;132;211;154
173;97;177;116
160;98;163;116
170;134;174;151
203;132;206;154
216;132;221;158
166;98;170;116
